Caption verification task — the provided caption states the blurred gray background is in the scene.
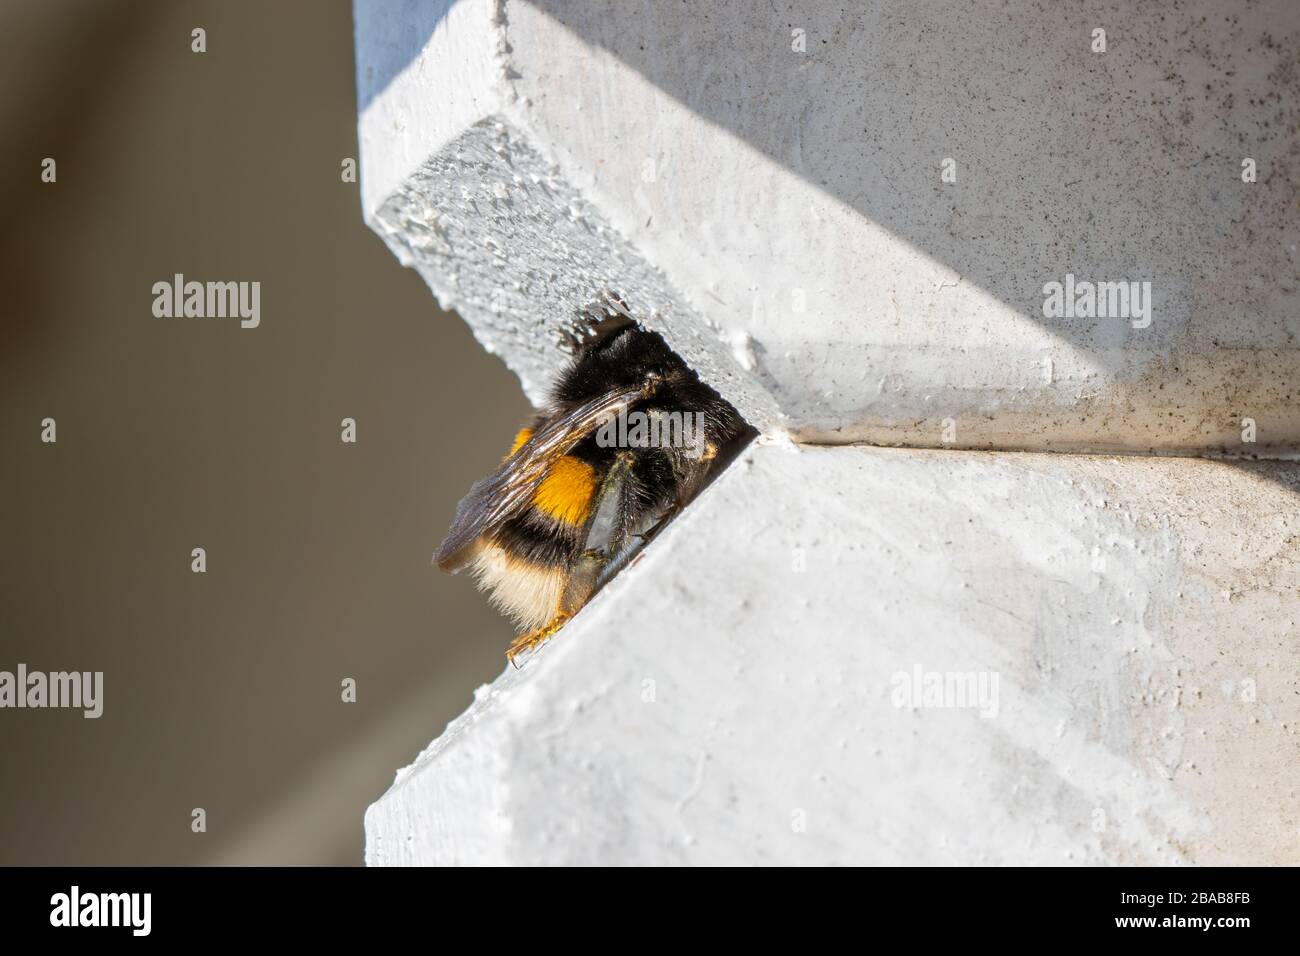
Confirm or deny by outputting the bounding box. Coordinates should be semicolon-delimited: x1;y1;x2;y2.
0;0;530;864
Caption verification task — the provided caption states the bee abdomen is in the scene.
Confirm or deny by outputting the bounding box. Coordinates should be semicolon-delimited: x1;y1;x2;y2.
465;455;600;629
467;544;565;631
531;455;598;526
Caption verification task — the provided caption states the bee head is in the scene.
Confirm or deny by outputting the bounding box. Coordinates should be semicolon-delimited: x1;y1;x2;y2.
551;324;687;406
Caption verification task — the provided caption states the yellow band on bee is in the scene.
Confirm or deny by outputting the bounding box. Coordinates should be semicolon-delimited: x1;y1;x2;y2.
533;456;597;525
506;427;533;459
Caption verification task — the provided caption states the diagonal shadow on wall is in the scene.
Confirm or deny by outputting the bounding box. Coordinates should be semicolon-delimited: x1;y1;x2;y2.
519;0;1299;379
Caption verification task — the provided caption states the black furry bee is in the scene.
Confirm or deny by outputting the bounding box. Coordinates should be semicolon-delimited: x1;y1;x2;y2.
435;302;753;660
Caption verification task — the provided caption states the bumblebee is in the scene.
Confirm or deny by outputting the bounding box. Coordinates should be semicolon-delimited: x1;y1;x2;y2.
435;304;753;660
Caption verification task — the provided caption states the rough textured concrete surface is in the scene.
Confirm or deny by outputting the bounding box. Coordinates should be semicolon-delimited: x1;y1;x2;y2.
355;1;1300;866
366;443;1299;866
356;0;1300;454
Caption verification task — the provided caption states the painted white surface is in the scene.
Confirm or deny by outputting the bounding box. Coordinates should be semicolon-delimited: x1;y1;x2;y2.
356;0;1300;453
354;1;1300;865
367;443;1299;865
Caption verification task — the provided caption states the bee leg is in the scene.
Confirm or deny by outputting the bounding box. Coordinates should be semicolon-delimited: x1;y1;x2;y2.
630;440;717;545
634;501;680;544
561;451;637;604
506;612;571;665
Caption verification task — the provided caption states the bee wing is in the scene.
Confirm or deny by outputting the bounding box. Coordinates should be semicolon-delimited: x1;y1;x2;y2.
434;383;652;572
558;450;642;614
